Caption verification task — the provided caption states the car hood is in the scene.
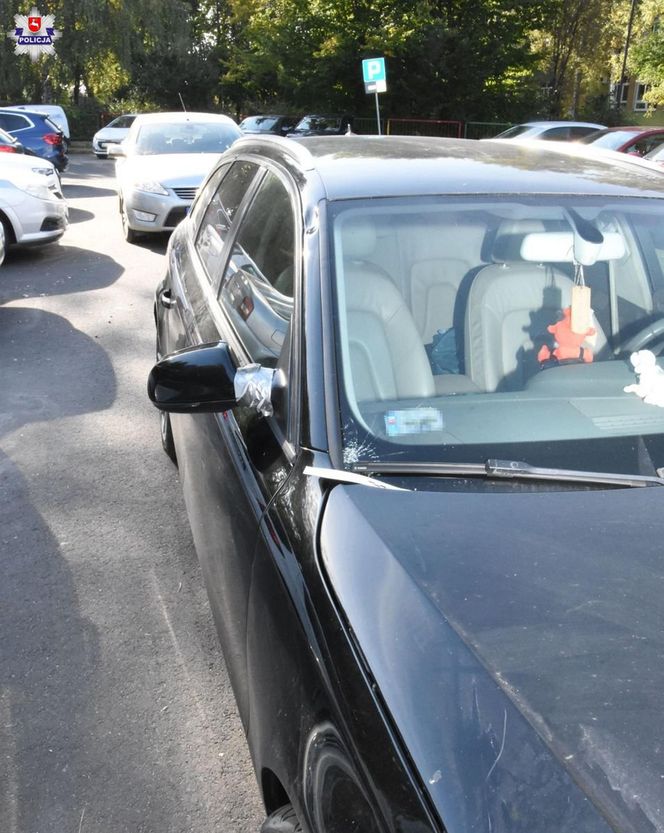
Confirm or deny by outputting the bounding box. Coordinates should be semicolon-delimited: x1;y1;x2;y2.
320;483;664;833
0;154;55;172
119;153;220;187
94;127;128;142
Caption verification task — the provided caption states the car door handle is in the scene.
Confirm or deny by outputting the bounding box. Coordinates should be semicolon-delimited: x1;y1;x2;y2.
159;289;176;309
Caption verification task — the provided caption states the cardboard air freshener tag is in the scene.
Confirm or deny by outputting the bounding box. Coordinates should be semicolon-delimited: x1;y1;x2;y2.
571;284;592;334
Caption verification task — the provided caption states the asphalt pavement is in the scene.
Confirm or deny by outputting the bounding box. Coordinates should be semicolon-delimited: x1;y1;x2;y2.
0;156;264;832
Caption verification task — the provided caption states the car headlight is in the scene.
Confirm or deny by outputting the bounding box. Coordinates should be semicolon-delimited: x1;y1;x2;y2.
20;181;52;200
31;166;54;177
133;180;169;196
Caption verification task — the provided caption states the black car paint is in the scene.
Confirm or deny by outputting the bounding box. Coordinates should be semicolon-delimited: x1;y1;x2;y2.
152;136;664;833
157;209;440;830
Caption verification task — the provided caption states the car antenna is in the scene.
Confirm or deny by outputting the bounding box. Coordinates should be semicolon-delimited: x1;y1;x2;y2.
178;92;187;113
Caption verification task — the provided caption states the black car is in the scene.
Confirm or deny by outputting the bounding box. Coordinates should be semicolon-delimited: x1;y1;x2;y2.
239;114;300;136
149;135;664;833
288;113;353;136
0;109;68;171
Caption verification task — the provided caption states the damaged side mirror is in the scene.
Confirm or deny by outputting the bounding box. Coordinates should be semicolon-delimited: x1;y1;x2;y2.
148;341;277;417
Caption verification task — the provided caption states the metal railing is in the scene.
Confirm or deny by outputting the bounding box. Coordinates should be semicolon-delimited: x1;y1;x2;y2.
387;118;463;138
464;121;512;140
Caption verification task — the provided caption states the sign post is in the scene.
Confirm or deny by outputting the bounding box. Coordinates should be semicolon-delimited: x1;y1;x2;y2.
362;57;387;136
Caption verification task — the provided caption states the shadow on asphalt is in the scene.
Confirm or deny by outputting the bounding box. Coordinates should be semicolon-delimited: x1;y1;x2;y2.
0;305;115;831
0;244;123;302
62;183;117;199
131;232;170;255
67;206;96;224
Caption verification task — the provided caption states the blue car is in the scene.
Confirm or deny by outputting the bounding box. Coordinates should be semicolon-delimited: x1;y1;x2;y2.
0;109;68;171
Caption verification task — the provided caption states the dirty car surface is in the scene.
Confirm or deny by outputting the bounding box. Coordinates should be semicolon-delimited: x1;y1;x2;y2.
149;135;664;833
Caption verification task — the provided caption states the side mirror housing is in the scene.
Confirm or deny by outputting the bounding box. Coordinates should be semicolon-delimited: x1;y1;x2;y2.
148;341;238;413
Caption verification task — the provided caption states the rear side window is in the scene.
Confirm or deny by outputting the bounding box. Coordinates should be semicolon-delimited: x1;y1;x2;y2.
0;113;30;131
541;126;571;141
43;116;61;133
195;160;259;283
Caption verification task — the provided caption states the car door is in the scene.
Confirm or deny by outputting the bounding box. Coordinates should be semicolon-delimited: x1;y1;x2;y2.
163;158;301;728
627;132;664;156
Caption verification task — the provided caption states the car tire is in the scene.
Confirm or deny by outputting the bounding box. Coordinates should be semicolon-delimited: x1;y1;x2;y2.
261;805;303;833
95;153;107;159
160;410;177;464
0;213;13;254
121;201;139;244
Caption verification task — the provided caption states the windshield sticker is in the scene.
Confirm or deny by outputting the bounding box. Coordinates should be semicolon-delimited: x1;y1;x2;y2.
385;408;444;437
624;350;664;408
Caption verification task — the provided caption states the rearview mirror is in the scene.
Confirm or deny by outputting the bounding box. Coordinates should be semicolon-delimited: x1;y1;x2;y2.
148;341;238;413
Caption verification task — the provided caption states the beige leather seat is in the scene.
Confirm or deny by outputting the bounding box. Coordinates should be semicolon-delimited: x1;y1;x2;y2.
464;221;607;392
340;218;435;402
398;220;488;343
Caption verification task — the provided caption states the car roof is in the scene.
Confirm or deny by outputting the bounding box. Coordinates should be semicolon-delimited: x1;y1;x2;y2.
229;134;664;201
131;112;236;125
0;108;52;119
520;120;605;128
595;125;662;134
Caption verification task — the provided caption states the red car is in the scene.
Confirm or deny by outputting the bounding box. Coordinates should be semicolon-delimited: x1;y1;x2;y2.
581;125;664;156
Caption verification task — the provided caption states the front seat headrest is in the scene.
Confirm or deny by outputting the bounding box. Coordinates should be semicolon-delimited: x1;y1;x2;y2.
342;218;378;261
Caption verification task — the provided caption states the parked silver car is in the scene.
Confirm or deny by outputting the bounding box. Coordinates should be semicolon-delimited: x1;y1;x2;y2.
110;111;241;243
0;160;68;250
491;120;606;142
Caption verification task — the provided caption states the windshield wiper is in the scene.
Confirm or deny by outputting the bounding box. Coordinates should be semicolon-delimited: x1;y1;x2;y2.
352;459;664;488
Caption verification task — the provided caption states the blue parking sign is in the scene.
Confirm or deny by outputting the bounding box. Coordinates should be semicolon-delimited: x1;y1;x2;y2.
362;58;386;84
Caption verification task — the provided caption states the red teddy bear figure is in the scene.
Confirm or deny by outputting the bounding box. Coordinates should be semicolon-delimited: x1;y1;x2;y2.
537;306;595;364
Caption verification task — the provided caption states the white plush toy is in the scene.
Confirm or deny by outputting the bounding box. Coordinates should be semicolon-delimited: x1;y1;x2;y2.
624;350;664;407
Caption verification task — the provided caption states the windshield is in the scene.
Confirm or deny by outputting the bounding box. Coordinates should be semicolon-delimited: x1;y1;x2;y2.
645;142;664;162
241;116;279;131
493;124;532;139
294;115;341;133
581;130;639;149
330;196;664;476
134;122;238;154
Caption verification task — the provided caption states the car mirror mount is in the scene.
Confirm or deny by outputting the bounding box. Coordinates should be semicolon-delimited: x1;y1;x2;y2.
148;341;239;413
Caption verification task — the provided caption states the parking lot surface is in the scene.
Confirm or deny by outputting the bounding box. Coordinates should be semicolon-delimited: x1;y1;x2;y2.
0;156;263;832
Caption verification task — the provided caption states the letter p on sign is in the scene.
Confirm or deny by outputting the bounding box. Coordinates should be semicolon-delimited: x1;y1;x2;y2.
362;57;387;93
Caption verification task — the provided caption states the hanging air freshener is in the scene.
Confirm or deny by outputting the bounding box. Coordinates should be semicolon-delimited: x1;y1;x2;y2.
571;262;592;334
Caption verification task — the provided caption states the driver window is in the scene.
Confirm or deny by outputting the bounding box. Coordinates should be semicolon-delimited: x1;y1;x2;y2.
218;170;296;367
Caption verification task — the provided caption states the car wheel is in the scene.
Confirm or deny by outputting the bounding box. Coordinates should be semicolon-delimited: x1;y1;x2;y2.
160;410;177;464
0;221;5;267
121;201;139;244
261;805;303;833
95;153;107;159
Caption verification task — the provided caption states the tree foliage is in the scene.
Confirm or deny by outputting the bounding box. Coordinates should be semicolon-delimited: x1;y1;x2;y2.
0;0;640;132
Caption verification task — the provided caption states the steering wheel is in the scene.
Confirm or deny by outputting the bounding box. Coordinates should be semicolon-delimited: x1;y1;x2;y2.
619;318;664;354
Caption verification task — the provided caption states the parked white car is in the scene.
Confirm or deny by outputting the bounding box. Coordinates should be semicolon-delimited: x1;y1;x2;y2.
0;152;62;196
92;113;138;158
110;111;241;243
0;162;68;250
